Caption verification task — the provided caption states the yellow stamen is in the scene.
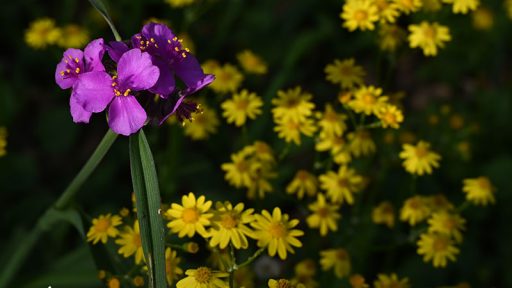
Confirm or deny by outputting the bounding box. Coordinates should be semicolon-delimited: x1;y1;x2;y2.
74;57;79;63
123;89;131;96
75;67;80;74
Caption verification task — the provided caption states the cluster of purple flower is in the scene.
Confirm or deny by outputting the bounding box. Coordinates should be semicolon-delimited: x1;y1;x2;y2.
55;23;214;136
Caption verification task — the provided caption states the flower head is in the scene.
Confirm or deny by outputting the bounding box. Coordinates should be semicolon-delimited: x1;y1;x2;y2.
316;104;348;137
319;165;363;204
183;103;220;140
348;129;376;157
286;170;318;199
417;232;460;268
0;127;7;157
221;89;263;127
208;202;256;249
378;24;406;52
462;176;496;205
400;196;431;225
251;207;304;260
443;0;479;14
165;248;183;285
58;24;90;48
176;267;229;288
237;50;268;74
341;0;380;31
165;192;213;238
272;86;315;122
376;104;404;129
373;273;410;288
393;0;422;14
408;22;451;56
399;140;441;175
87;214;122;244
307;193;341;236
115;220;144;264
209;64;244;94
372;201;395;228
319;248;351;278
349;85;388;116
324;59;366;89
25;18;61;49
428;211;466;243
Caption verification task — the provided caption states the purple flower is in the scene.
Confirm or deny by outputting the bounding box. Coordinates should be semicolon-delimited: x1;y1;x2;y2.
73;49;160;136
55;38;105;123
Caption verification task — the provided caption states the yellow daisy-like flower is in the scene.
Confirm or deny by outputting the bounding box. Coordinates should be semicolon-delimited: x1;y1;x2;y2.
133;276;144;287
237;50;268;74
373;273;410;288
251;207;304;260
294;259;317;280
272;86;315;122
377;104;404;129
378;24;406;52
349;85;389;116
316;104;348;137
202;59;221;75
166;192;213;238
399;140;441;175
183;103;220;140
462;176;496;205
115;221;144;264
372;201;395;228
428;211;466;243
57;24;89;48
165;0;195;8
274;117;317;145
107;277;121;288
426;194;454;212
324;59;366;89
165;248;183;286
286;170;318;199
268;279;305;288
241;141;276;163
400;196;431;225
176;267;229;288
221;150;257;188
350;274;369;288
422;0;443;11
209;64;244;94
319;248;351;278
25;18;61;49
341;0;380;31
408;21;452;56
374;0;400;23
472;8;494;30
208;202;256;249
393;0;423;14
221;89;263;127
417;232;460;268
86;214;122;244
443;0;479;14
348;129;376;157
319;165;363;204
316;133;352;164
307;193;341;236
0;127;7;157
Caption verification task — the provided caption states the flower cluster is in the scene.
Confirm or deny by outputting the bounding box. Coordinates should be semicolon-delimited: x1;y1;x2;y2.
25;18;90;49
0;127;7;157
55;23;213;136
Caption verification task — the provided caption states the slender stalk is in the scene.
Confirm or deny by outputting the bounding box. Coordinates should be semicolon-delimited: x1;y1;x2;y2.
228;244;236;288
237;247;265;269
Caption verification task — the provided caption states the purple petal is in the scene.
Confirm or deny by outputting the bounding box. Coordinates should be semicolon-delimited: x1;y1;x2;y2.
178;74;215;97
171;53;207;88
141;23;176;52
73;71;113;113
55;48;84;89
70;92;92;123
107;41;129;63
117;49;160;91
148;57;175;97
108;96;147;136
84;38;105;72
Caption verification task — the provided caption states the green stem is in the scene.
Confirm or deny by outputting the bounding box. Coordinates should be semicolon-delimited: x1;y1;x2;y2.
456;201;471;213
228;244;236;288
237;247;265;269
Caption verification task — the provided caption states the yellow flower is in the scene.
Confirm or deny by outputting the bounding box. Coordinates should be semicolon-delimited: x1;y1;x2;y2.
426;194;454;212
428;211;466;243
400;196;431;225
166;192;213;238
349;85;389;116
422;0;443;11
286;170;318;199
115;221;144;264
165;248;183;286
268;279;305;288
165;0;195;8
316;104;348;137
237;50;268;74
348;129;376;157
472;8;493;30
376;104;404;129
372;201;395;228
87;214;122;244
408;21;451;56
272;86;315;122
25;18;61;49
316;133;352;164
506;0;512;19
443;0;479;14
307;193;341;236
133;276;144;287
0;127;7;157
324;59;366;89
393;0;422;14
57;24;89;48
373;273;410;288
462;176;496;205
378;24;406;52
319;248;351;278
233;267;255;288
209;64;244;94
107;277;121;288
399;140;441;175
208;202;256;249
202;59;221;74
417;232;460;267
221;89;263;127
274;117;317;145
251;207;304;260
183;103;220;140
177;267;229;288
349;274;369;288
294;259;317;280
221;150;258;188
341;0;380;31
374;0;400;23
319;166;363;204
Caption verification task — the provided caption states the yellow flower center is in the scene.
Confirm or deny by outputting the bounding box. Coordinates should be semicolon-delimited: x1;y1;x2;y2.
235;99;249;110
317;207;330;218
408;199;420;209
235;160;248;172
276;279;291;288
297;170;309;181
444;218;456;230
477;177;491;191
400;0;414;8
269;222;287;238
354;10;369;22
336;249;348;260
423;26;436;39
133;233;142;248
415;146;428;158
324;110;338;122
194;267;212;283
220;213;238;229
218;70;233;83
95;218;111;232
433;237;448;251
182;208;200;223
285;120;300;130
337;178;349;188
362;93;376;105
284;97;299;108
383;112;396;124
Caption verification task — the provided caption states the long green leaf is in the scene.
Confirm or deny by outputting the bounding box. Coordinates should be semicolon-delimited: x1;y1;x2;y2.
87;0;122;41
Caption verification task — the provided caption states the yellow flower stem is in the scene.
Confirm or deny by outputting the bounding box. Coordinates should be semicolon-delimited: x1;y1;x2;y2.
237;247;266;269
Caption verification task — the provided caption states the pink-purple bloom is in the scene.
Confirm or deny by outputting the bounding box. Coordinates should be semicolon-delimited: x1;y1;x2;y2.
55;23;214;136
